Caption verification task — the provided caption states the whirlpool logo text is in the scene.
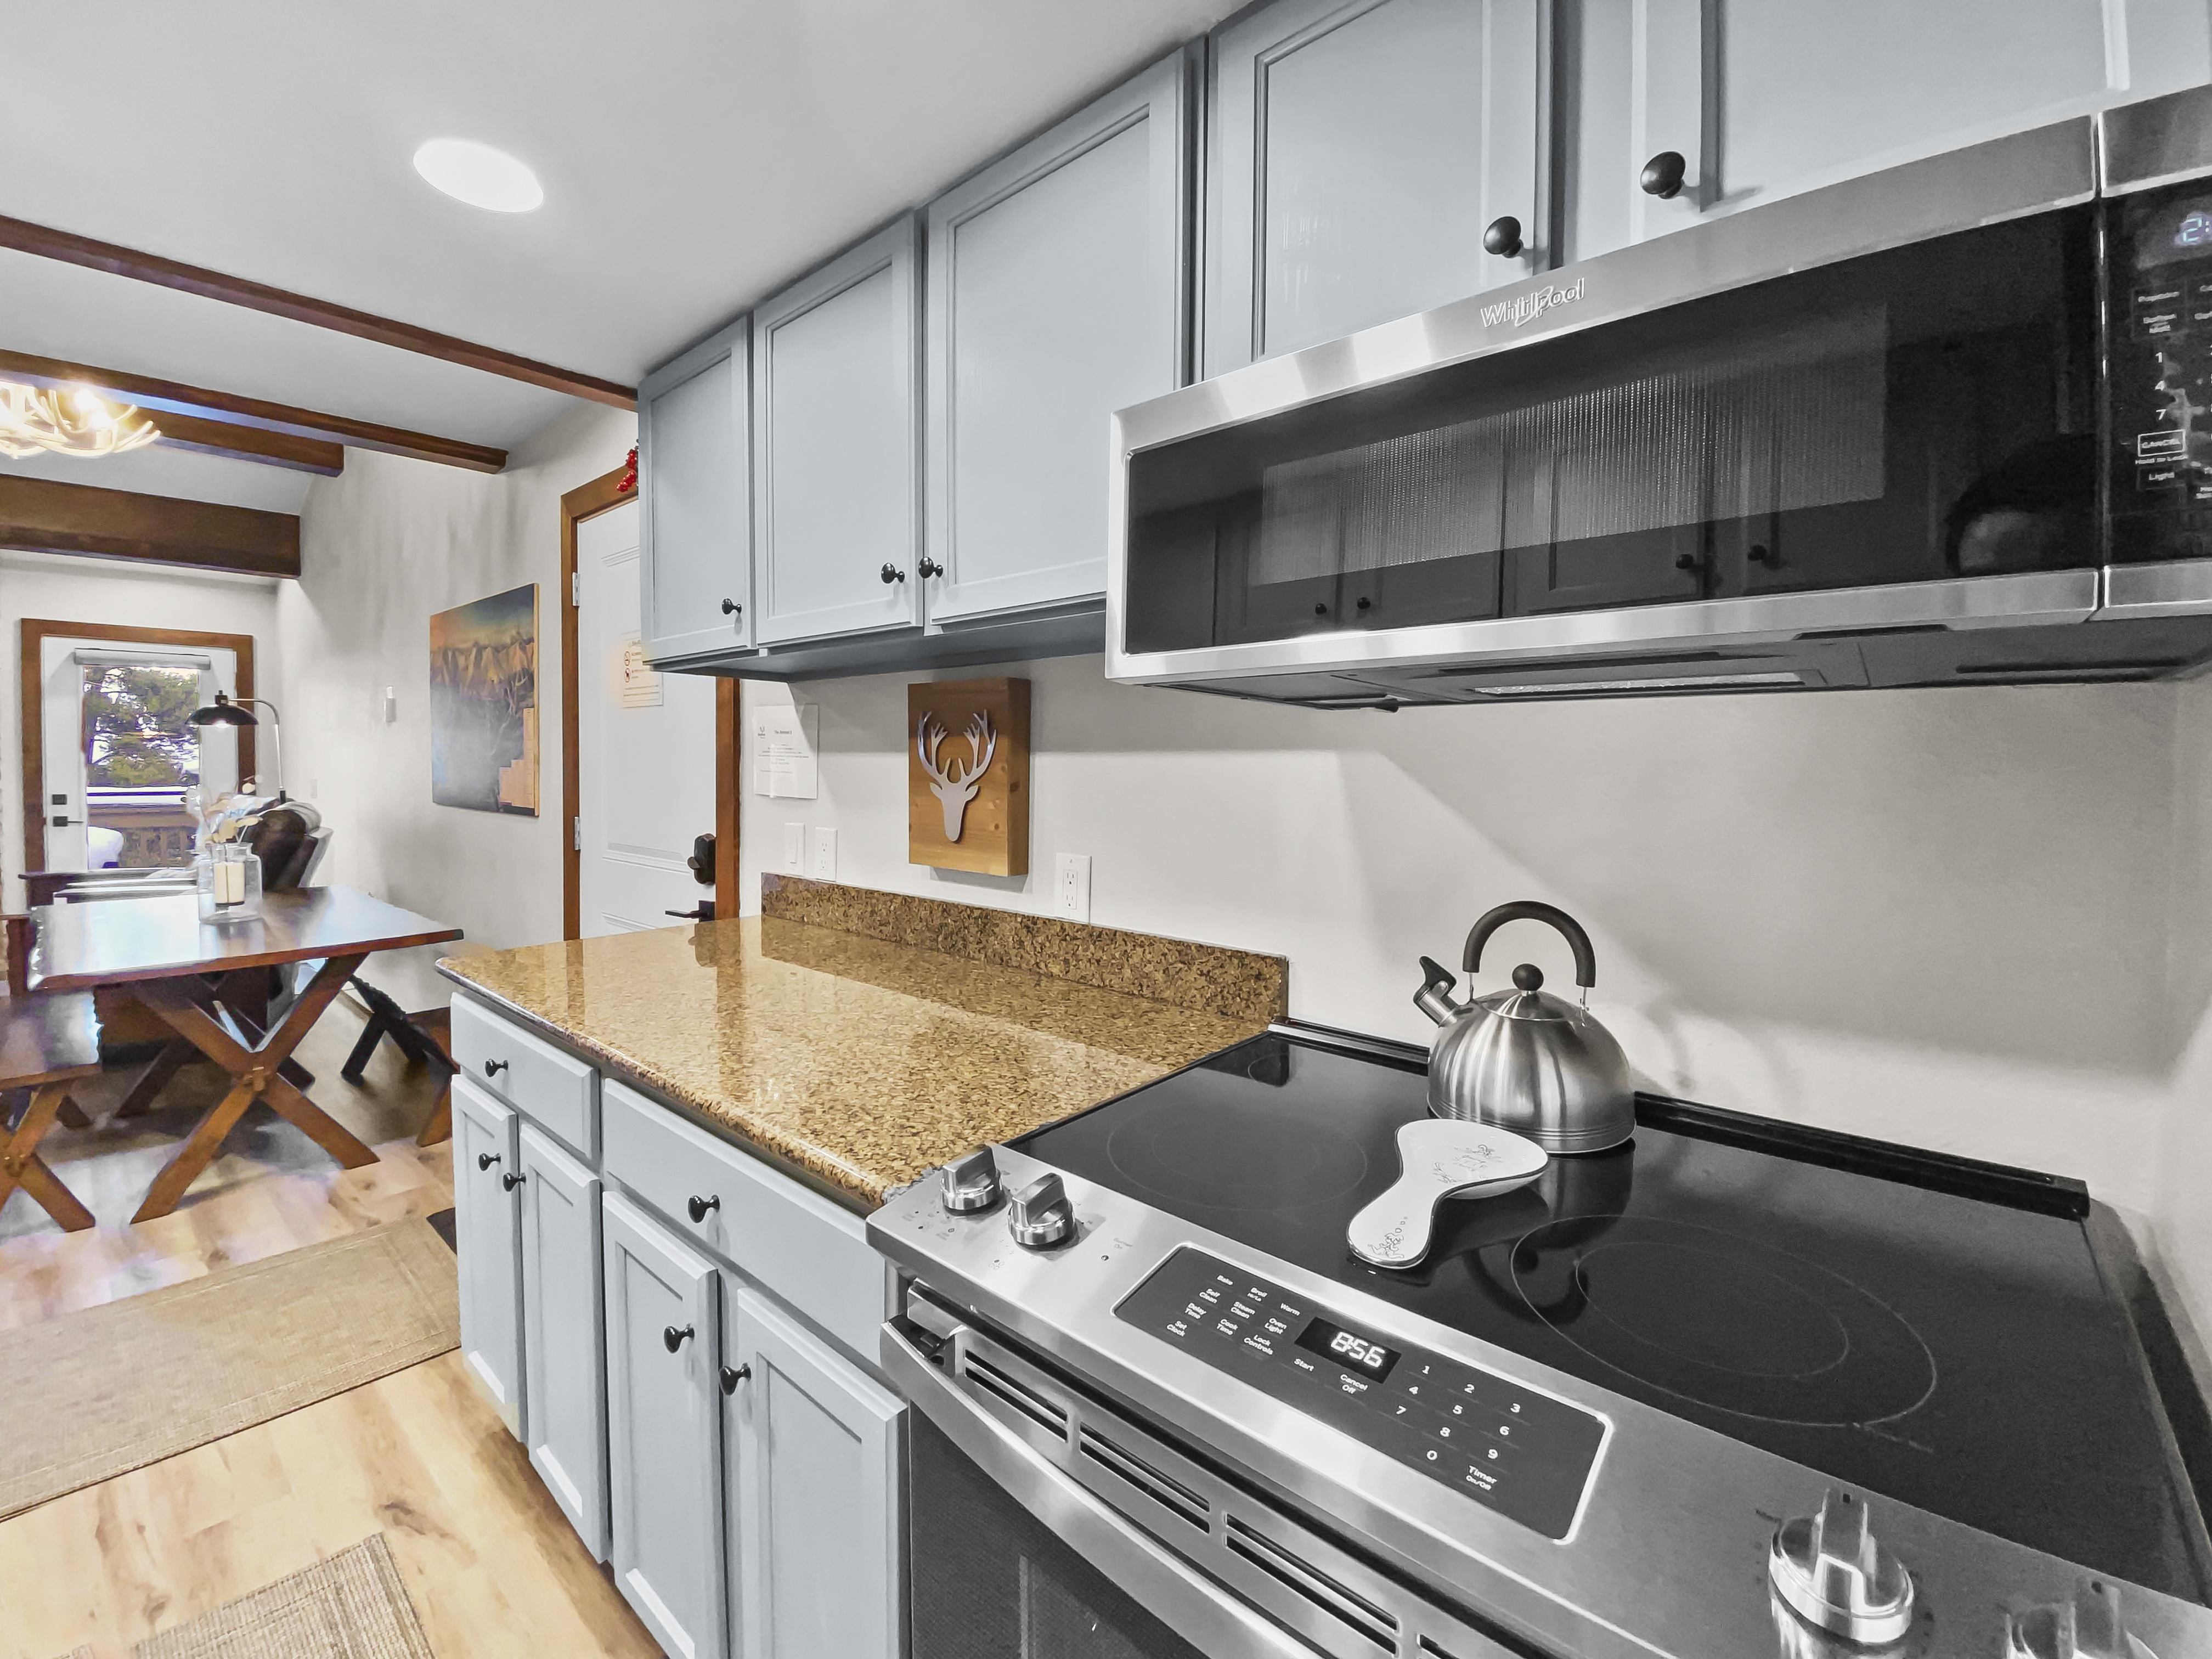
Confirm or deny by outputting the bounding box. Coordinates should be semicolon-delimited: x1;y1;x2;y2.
1480;278;1586;330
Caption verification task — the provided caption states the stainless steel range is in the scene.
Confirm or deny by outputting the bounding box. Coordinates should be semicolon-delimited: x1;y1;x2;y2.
868;1024;2212;1659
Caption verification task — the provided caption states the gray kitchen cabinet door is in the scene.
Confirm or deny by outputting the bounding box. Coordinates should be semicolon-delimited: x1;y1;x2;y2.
923;52;1193;623
640;317;751;663
1206;0;1545;374
724;1283;902;1659
752;217;923;645
517;1122;608;1562
1567;0;2211;260
453;1076;524;1439
604;1190;726;1659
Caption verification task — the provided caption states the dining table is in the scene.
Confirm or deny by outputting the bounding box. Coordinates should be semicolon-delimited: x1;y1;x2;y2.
26;884;462;1222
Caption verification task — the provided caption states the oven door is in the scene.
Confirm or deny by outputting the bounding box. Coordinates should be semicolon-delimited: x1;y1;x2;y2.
889;1307;1536;1659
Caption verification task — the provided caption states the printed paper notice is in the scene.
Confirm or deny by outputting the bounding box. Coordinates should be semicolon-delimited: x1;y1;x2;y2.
619;633;663;708
752;702;819;799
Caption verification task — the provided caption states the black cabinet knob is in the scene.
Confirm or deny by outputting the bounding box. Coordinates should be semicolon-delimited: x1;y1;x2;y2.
1640;151;1688;200
483;1059;508;1078
1675;552;1702;571
1482;215;1523;258
720;1363;752;1395
917;556;945;578
477;1152;500;1171
720;597;741;615
501;1171;525;1192
1313;602;1329;616
880;563;906;584
664;1324;695;1353
1355;596;1372;611
1747;544;1775;565
687;1194;721;1223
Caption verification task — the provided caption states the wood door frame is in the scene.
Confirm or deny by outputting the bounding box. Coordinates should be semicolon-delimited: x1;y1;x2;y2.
19;619;257;881
560;467;741;940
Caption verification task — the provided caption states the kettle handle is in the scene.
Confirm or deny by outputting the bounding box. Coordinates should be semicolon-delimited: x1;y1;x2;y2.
1463;901;1597;988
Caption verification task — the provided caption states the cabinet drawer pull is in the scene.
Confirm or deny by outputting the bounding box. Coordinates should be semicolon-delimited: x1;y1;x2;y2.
501;1171;526;1192
1640;150;1688;199
720;597;742;615
664;1324;695;1353
686;1193;721;1223
477;1152;501;1171
879;563;906;584
917;556;944;579
1481;215;1523;258
483;1059;509;1078
720;1363;752;1395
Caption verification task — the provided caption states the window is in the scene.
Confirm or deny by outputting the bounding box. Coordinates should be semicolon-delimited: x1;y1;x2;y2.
82;663;205;792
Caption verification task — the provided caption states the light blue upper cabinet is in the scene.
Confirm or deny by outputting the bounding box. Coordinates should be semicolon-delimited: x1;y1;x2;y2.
1206;0;1545;375
1557;0;2212;263
923;53;1193;623
639;317;750;664
752;217;923;646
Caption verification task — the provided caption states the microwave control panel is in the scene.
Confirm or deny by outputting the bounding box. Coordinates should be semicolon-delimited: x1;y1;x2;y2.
2112;184;2212;558
1116;1247;1606;1541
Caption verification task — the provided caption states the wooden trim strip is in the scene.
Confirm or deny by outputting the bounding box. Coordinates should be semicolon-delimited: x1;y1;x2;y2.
19;618;257;889
0;348;504;473
0;476;297;579
558;464;636;939
0;215;637;410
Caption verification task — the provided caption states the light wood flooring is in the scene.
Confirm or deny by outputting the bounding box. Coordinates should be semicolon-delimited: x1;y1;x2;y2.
0;996;659;1657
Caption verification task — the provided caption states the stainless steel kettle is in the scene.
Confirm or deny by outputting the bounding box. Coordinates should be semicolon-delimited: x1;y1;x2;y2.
1413;901;1635;1155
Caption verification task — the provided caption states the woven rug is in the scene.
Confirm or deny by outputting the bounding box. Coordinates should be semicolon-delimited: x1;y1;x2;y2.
0;1219;459;1520
54;1533;433;1658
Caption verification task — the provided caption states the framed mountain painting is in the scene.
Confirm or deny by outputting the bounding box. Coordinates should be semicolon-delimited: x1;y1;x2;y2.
430;583;539;815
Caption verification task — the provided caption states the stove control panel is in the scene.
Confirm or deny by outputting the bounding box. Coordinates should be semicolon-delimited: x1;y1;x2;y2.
1117;1248;1605;1541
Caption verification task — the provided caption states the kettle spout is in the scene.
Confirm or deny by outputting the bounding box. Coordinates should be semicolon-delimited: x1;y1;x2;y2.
1414;956;1464;1026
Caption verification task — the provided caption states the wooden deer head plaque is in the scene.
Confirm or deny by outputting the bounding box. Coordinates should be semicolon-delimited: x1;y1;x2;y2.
909;677;1029;876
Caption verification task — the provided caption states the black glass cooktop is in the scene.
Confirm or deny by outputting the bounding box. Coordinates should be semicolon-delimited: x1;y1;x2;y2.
1013;1031;2210;1600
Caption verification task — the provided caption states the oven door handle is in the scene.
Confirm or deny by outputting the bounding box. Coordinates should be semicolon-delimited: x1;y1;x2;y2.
882;1319;1312;1659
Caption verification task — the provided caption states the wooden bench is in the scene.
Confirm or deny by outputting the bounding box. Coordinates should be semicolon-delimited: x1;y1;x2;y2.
0;991;102;1232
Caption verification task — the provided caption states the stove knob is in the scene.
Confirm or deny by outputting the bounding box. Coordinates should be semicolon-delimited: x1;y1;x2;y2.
1769;1489;1914;1646
940;1147;1002;1214
2007;1578;2147;1659
1008;1173;1076;1250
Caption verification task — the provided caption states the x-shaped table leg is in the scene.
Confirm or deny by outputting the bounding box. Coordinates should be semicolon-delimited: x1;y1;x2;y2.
129;954;376;1222
0;1082;95;1232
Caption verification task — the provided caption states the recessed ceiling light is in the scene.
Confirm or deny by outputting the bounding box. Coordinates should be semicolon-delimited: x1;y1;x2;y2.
412;138;544;213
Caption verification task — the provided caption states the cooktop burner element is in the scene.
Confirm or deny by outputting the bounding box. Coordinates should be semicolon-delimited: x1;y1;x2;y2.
1013;1030;2210;1599
1509;1215;1939;1426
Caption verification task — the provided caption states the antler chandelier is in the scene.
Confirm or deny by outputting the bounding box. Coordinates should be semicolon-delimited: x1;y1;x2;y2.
0;380;161;460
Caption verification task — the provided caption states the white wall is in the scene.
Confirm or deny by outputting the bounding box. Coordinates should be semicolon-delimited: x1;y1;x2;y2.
275;401;635;1002
1;549;283;905
742;661;2186;1236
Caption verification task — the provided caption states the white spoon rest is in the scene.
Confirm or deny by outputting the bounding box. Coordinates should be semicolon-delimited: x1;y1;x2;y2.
1347;1119;1549;1268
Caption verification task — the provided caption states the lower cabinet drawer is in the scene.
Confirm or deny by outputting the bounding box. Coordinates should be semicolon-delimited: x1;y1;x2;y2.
601;1078;890;1363
452;996;599;1161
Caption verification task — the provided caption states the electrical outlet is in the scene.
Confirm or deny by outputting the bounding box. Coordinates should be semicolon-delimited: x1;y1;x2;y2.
380;686;397;723
783;822;805;872
1055;853;1092;923
810;826;838;881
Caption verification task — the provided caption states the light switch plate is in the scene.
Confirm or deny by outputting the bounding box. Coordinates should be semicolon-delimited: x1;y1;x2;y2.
380;686;397;723
810;826;838;881
783;823;805;872
1055;853;1092;923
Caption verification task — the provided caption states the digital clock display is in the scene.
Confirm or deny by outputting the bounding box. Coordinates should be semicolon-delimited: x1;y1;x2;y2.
1296;1316;1402;1380
2178;209;2212;251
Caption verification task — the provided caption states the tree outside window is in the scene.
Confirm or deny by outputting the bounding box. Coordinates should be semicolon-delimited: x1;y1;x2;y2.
82;665;202;789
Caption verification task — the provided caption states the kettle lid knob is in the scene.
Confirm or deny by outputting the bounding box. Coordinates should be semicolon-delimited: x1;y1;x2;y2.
1511;964;1543;992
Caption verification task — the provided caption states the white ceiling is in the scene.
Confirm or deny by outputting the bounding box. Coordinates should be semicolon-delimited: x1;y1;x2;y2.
4;0;1242;519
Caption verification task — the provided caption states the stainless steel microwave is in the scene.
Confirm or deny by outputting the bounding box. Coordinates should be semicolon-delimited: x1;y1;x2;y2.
1107;82;2212;707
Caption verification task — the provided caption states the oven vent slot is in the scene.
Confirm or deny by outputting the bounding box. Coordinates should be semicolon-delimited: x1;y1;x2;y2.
1224;1516;1398;1651
1077;1427;1210;1531
962;1353;1069;1440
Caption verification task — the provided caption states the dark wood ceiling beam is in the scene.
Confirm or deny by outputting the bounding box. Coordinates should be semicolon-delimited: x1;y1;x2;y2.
0;474;298;578
151;411;344;475
0;213;636;410
0;348;504;473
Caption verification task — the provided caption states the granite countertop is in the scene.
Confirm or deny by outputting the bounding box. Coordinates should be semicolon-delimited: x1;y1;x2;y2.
438;913;1274;1211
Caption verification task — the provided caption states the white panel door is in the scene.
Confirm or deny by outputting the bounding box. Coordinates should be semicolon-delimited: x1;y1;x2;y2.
517;1122;608;1561
1207;0;1545;374
640;317;751;663
604;1190;725;1659
453;1077;524;1437
577;496;719;935
725;1283;902;1659
753;217;923;644
923;52;1192;623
